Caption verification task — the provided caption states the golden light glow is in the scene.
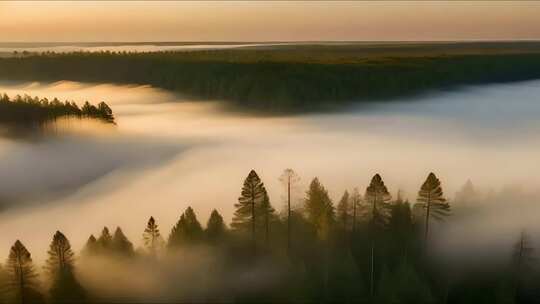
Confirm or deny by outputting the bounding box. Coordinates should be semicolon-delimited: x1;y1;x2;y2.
0;1;539;42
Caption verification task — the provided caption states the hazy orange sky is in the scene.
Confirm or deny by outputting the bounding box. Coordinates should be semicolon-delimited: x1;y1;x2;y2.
1;1;539;42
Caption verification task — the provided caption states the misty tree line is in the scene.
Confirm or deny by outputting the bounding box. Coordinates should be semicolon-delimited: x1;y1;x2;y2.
0;93;115;127
2;51;540;112
0;170;537;303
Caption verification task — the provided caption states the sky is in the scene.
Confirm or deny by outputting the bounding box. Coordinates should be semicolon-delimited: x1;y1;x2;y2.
0;1;540;42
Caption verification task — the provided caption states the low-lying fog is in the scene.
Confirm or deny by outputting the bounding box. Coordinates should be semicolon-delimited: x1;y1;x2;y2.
0;80;539;264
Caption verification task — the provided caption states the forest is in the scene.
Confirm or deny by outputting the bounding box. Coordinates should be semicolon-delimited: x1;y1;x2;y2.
0;170;536;304
1;44;540;112
0;93;115;130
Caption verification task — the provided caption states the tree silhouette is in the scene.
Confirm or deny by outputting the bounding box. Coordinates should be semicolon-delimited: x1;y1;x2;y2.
143;217;163;256
279;168;301;254
97;227;113;252
259;189;276;245
364;174;392;297
350;188;362;233
336;190;352;232
112;227;134;257
206;210;227;243
232;170;266;249
168;207;204;248
45;231;86;304
45;231;75;277
513;230;536;302
81;235;98;257
304;177;335;240
5;240;43;304
416;172;450;244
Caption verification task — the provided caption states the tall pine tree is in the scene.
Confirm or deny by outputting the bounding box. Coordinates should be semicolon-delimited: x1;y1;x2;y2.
364;174;392;298
304;177;335;240
232;170;266;248
416;172;450;244
45;231;86;304
5;240;44;304
168;207;204;248
143;217;163;255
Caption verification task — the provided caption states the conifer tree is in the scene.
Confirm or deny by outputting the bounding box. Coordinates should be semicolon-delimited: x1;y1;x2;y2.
416;172;450;244
45;231;75;277
259;189;276;245
304;177;335;240
45;231;86;304
232;170;266;247
143;217;163;255
205;210;227;243
350;188;362;233
81;235;98;257
5;240;43;304
97;227;113;252
336;190;352;232
279;168;301;253
364;174;392;297
112;227;134;257
168;207;204;248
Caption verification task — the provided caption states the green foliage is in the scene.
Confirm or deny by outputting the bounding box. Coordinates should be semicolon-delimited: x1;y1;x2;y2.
231;170;266;239
304;178;335;240
2;49;540;112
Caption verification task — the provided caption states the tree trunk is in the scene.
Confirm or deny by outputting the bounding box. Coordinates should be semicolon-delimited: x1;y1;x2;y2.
370;241;375;298
424;193;431;248
251;187;256;254
287;176;291;254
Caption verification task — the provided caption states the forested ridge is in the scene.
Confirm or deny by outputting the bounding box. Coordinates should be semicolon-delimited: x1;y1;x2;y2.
0;170;536;303
0;93;115;129
1;47;540;112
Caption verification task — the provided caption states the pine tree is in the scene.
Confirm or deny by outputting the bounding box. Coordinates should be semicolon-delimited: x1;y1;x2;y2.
112;227;134;257
259;189;276;245
97;227;113;252
143;217;163;256
364;174;392;298
279;168;301;254
388;196;414;260
168;207;204;248
206;210;227;243
5;240;43;304
45;231;86;304
350;188;362;233
416;172;450;244
304;177;335;240
232;170;266;247
45;231;75;277
336;190;352;232
97;101;114;123
81;235;98;257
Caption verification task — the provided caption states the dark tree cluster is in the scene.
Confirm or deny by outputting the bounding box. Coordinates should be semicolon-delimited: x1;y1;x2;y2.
0;93;115;130
1;49;540;112
0;170;536;303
